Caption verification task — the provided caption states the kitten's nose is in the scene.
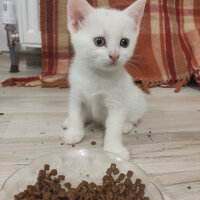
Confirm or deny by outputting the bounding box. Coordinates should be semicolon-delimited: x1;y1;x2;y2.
109;53;119;62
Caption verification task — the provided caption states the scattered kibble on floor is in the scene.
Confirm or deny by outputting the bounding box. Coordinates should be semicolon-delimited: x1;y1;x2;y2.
91;141;96;145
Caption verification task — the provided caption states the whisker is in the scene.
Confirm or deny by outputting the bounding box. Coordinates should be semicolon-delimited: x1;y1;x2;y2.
127;59;147;66
125;62;141;73
126;61;141;67
131;54;143;58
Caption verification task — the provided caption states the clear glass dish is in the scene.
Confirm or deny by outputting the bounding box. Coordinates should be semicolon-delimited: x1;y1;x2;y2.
0;149;164;200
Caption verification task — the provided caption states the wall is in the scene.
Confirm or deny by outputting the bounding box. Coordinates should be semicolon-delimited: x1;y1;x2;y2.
0;0;17;52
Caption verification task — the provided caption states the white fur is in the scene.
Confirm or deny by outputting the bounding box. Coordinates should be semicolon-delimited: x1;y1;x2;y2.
64;0;146;160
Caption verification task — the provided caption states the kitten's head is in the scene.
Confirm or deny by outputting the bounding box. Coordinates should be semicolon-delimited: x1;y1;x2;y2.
67;0;146;71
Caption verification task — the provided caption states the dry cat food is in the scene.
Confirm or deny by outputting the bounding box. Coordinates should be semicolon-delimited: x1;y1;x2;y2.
14;163;149;200
91;141;96;145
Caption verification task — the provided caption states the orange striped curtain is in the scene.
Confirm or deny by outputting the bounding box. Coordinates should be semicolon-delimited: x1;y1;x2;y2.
2;0;200;89
40;0;200;88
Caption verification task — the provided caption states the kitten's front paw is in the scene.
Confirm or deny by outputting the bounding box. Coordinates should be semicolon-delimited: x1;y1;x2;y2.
103;145;130;160
63;129;84;144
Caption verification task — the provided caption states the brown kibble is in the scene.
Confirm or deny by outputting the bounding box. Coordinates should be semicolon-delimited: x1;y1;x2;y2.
50;169;57;176
129;190;136;198
106;191;113;200
111;185;119;193
44;164;50;171
127;170;133;178
57;190;66;198
96;185;102;192
43;191;51;199
0;113;4;115
72;144;75;147
53;177;60;183
33;191;40;197
113;168;119;175
110;163;116;169
135;178;142;185
124;178;132;187
64;182;71;188
26;185;34;192
61;142;64;145
103;175;110;183
79;180;88;188
131;183;136;190
58;175;65;180
138;190;145;197
91;141;96;145
89;182;96;188
13;163;149;200
187;186;191;189
118;184;124;193
109;176;115;185
106;168;112;175
139;184;145;190
37;170;46;180
116;178;120;183
123;187;129;195
118;173;125;180
14;192;26;199
66;190;75;199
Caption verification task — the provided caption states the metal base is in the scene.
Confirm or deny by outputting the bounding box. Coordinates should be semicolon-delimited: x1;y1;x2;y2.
10;65;19;73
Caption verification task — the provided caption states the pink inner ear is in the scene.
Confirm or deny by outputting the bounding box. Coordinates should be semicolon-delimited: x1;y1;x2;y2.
134;14;142;25
71;11;85;32
68;0;93;32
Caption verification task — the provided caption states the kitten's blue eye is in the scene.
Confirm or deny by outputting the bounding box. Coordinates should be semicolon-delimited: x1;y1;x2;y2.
94;37;106;47
120;38;129;48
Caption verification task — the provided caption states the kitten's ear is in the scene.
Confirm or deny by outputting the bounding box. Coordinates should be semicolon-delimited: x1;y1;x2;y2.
67;0;93;33
124;0;146;27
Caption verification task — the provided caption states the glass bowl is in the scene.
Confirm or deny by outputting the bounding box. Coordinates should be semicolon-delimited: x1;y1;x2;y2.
0;149;164;200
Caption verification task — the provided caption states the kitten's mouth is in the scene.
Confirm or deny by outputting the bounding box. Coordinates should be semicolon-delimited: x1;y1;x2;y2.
108;61;118;66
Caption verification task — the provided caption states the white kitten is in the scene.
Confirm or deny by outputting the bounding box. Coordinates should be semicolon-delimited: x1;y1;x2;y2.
63;0;146;160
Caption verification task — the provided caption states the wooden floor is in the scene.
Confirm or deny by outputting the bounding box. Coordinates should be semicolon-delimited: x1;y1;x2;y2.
0;54;200;200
